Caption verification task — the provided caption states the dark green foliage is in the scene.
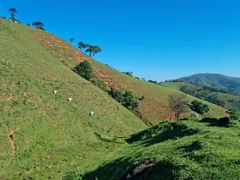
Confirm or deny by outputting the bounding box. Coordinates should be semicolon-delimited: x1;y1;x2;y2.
108;88;139;111
62;172;83;180
26;23;31;26
32;22;44;30
230;114;238;120
91;79;108;92
178;73;240;95
75;60;94;81
123;72;133;77
171;82;240;111
78;42;101;57
78;41;88;49
0;16;6;20
148;80;158;84
189;100;209;115
227;109;239;120
85;45;102;57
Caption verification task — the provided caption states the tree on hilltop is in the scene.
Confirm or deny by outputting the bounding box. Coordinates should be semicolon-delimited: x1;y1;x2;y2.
32;21;45;30
9;8;17;21
85;45;102;57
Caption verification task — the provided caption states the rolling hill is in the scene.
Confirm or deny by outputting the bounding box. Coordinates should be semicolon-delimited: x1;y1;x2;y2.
0;19;231;179
177;73;240;95
162;81;240;111
32;24;226;124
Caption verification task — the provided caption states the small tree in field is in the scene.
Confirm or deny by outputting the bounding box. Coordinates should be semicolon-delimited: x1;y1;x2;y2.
168;93;189;121
75;60;94;80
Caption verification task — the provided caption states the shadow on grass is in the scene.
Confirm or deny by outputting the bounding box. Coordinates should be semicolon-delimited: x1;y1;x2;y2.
93;133;125;144
82;157;181;180
177;140;203;152
200;117;218;126
126;122;199;147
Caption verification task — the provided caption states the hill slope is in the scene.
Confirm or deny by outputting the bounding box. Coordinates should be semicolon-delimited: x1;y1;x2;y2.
162;81;240;111
0;20;228;179
32;25;226;124
0;20;146;179
80;119;240;179
178;73;240;95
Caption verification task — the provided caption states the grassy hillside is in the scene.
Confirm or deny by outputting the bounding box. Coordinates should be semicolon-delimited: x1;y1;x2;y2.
162;81;240;111
0;20;147;179
0;20;230;179
178;73;240;95
76;119;240;179
31;25;226;124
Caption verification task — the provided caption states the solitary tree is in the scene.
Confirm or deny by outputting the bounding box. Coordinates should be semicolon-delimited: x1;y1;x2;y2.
9;8;17;21
32;21;45;30
168;93;189;121
70;38;75;44
75;60;94;80
86;45;102;57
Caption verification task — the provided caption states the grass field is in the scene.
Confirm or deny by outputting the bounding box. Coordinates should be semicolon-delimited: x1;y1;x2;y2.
76;119;240;179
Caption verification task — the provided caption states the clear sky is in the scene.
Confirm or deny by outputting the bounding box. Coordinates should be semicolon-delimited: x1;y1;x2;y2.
0;0;239;81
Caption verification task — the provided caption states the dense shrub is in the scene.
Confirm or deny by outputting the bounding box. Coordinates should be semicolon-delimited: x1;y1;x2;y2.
148;80;158;84
91;79;108;92
123;72;133;77
75;60;94;80
189;100;209;115
108;87;139;111
230;114;238;120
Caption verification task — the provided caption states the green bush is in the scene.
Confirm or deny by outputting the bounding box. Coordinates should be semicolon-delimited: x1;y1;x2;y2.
108;87;139;111
91;79;108;92
189;100;209;115
230;114;238;120
75;60;94;80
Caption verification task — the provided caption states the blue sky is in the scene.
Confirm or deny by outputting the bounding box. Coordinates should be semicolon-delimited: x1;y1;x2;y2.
1;0;239;81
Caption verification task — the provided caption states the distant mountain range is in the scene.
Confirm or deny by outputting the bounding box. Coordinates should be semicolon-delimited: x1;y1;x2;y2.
177;73;240;95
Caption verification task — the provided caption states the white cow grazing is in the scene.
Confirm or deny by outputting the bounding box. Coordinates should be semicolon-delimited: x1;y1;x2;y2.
191;111;199;120
68;98;73;102
90;111;94;116
53;90;57;95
